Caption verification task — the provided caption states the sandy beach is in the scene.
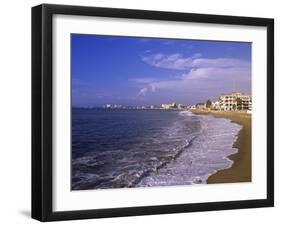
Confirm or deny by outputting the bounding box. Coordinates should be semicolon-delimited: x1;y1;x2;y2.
192;110;252;184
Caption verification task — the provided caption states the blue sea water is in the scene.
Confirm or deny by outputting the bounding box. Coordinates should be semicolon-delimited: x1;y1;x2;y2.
71;108;241;190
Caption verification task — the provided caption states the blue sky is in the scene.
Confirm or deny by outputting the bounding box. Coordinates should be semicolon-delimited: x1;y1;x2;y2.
72;34;251;107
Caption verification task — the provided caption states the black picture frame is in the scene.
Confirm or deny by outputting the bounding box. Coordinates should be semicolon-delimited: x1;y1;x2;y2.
32;3;274;222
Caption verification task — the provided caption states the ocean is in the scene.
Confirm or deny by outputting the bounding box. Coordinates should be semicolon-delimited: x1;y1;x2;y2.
71;108;242;190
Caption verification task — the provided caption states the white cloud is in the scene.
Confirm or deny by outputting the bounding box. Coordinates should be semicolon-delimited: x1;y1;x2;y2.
137;87;148;97
191;58;249;68
182;66;251;81
133;52;251;101
142;53;249;70
137;84;158;97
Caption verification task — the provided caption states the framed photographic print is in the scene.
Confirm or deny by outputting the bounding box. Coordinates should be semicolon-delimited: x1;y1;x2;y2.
32;4;274;221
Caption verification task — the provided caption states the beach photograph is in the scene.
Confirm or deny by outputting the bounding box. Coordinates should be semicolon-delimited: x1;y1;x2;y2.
71;34;252;190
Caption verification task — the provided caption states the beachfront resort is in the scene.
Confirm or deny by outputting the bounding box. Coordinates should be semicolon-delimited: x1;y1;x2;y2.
101;92;252;113
191;92;252;113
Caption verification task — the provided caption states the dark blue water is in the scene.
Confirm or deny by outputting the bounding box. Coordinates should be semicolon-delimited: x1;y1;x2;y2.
72;108;242;190
71;108;202;190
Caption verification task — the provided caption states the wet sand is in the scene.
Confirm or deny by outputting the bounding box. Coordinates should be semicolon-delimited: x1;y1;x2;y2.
192;110;252;184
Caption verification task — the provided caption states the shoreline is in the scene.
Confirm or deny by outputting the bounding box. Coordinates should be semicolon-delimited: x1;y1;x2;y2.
191;109;252;184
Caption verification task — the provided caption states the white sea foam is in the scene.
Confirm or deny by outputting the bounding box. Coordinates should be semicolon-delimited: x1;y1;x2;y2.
178;110;194;117
136;114;242;187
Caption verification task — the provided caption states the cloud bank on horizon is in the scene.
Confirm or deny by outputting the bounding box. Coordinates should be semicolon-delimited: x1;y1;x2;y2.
72;35;251;107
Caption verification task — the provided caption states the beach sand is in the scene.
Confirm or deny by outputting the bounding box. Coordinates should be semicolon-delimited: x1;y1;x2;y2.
192;110;252;184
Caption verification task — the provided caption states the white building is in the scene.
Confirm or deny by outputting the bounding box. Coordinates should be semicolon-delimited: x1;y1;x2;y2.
219;92;251;111
177;104;185;109
195;103;206;109
161;103;177;109
211;101;221;110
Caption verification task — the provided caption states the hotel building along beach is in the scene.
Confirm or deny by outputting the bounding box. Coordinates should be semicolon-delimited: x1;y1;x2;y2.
219;92;252;111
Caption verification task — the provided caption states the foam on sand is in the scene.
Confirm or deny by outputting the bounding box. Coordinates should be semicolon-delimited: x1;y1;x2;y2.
137;112;242;186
